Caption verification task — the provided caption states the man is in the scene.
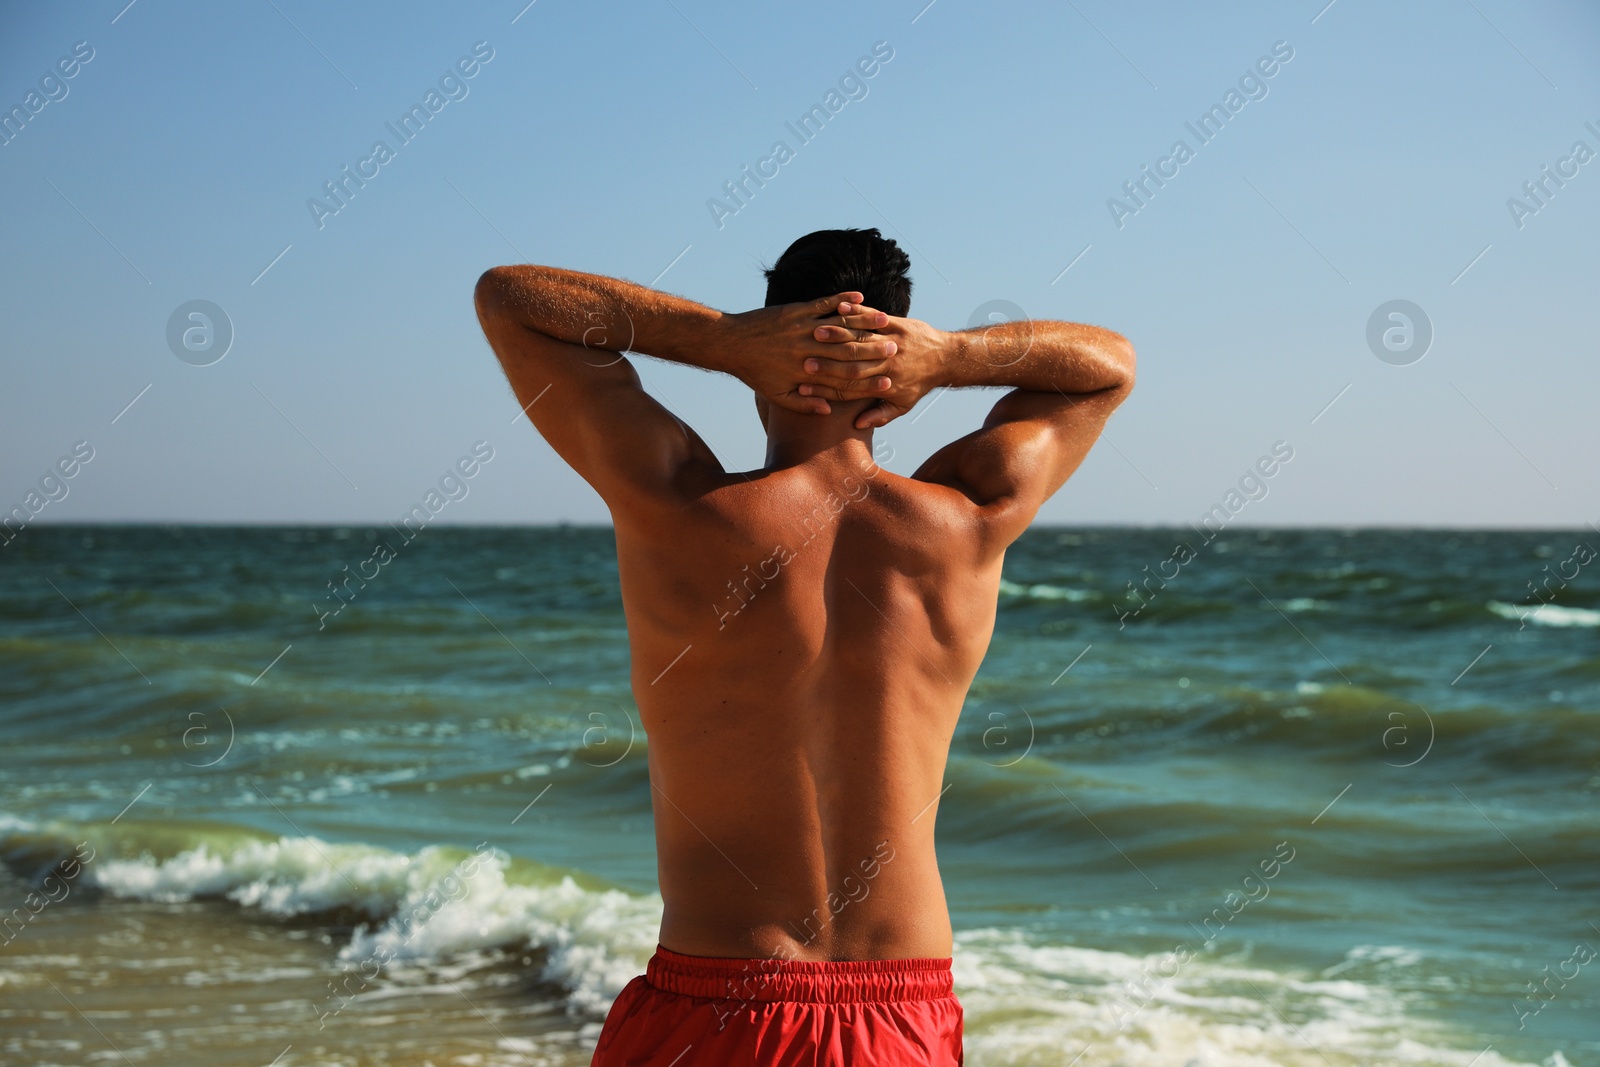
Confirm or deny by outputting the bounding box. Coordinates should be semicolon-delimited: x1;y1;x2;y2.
474;228;1134;1065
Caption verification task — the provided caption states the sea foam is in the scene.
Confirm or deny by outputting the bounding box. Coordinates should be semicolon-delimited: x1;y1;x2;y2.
953;928;1540;1067
1488;601;1600;627
79;831;661;1017
999;578;1095;602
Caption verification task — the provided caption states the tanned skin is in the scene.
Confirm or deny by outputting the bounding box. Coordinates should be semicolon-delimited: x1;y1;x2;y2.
474;265;1134;962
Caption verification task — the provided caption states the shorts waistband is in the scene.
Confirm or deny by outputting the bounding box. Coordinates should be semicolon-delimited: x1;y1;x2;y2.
645;945;954;1004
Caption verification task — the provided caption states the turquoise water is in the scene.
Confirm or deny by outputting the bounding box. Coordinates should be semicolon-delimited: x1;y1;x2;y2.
1;525;1596;1066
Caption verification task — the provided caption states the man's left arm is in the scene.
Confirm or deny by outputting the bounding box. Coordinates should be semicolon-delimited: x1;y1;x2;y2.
473;265;894;509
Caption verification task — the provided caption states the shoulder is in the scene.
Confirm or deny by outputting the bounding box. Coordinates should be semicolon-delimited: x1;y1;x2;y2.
907;433;1038;550
599;414;730;522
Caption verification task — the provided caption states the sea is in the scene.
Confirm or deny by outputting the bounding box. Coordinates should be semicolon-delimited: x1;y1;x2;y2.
1;525;1596;1067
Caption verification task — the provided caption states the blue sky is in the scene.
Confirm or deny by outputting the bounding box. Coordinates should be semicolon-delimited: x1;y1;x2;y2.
2;0;1596;528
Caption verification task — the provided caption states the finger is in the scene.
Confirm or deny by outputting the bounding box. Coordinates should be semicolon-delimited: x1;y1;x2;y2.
812;291;864;317
804;380;892;399
773;391;832;415
818;378;893;396
836;307;889;330
803;356;891;382
812;324;869;344
854;401;909;430
841;338;897;360
800;377;892;399
815;311;888;336
797;383;847;402
808;331;896;357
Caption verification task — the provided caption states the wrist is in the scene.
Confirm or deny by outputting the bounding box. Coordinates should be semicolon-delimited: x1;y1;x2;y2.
684;306;740;377
932;327;967;389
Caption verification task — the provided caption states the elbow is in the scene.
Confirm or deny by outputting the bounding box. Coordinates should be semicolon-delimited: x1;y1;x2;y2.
475;263;558;326
1111;333;1136;392
474;266;514;318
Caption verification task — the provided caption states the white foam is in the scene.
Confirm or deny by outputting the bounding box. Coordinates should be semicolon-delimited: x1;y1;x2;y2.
1320;943;1425;978
1488;601;1600;627
53;830;1556;1056
952;927;1539;1067
341;849;661;1016
90;836;413;915
999;579;1094;602
0;812;39;834
85;835;662;1018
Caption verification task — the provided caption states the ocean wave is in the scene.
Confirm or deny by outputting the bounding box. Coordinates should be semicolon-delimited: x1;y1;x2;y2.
2;820;661;1018
0;816;1559;1064
333;847;661;1015
985;680;1600;772
1488;601;1600;628
953;927;1537;1066
999;579;1095;602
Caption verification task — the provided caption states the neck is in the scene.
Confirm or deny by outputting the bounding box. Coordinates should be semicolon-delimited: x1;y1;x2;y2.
763;400;876;469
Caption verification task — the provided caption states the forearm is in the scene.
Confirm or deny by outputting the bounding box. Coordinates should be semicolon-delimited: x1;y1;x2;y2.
475;265;735;375
937;320;1135;395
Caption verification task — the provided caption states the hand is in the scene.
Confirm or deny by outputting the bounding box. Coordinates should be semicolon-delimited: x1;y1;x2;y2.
722;292;899;415
799;305;948;428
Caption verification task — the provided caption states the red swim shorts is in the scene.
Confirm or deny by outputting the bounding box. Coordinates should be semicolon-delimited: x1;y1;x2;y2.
590;945;964;1065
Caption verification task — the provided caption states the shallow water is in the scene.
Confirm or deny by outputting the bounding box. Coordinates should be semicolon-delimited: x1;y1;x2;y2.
1;525;1596;1066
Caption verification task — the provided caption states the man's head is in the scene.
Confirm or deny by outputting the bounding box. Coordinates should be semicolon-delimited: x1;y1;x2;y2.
764;228;912;318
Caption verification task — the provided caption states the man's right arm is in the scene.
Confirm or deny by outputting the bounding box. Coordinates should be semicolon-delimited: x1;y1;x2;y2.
806;313;1136;538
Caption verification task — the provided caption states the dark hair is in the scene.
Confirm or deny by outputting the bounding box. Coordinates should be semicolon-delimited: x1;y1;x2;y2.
763;228;912;317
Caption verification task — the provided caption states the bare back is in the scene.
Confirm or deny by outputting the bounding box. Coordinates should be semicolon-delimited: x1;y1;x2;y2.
616;447;1002;962
473;262;1134;963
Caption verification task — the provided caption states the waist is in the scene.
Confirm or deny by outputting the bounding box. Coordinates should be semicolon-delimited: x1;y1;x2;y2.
645;945;954;1003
